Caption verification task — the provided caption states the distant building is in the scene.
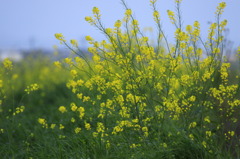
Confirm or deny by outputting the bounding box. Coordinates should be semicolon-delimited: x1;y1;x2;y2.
0;49;23;61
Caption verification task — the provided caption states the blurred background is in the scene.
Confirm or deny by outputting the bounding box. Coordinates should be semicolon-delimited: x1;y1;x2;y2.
0;0;239;60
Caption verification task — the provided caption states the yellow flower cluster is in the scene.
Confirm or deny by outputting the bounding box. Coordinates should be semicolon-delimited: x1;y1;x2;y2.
47;1;240;154
3;58;13;70
38;118;48;128
13;106;25;116
24;83;40;94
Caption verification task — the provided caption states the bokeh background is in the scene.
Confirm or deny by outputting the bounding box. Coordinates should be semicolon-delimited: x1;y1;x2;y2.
1;0;239;51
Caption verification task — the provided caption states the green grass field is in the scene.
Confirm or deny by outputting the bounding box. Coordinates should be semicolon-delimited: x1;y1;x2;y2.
1;1;240;158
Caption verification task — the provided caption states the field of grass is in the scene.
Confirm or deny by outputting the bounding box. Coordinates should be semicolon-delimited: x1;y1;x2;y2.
1;0;240;158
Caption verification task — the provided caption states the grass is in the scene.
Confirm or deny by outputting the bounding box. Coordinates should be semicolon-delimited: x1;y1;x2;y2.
1;0;240;158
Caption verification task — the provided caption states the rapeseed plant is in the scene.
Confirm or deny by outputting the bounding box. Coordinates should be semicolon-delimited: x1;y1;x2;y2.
36;0;240;158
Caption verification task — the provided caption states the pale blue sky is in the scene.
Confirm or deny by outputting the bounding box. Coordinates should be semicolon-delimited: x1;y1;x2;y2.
0;0;239;50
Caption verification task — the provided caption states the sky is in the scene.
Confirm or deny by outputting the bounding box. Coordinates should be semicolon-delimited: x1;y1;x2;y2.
0;0;239;50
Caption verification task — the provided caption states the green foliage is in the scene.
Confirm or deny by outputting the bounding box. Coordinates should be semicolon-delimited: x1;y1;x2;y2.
1;0;240;158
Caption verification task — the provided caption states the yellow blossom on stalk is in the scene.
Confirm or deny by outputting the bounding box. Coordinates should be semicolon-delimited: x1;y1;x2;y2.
96;122;105;133
85;16;92;22
132;119;139;123
53;61;61;68
216;2;226;15
3;58;13;70
206;131;212;137
142;127;149;137
70;69;78;77
70;39;78;47
114;20;122;28
150;0;157;4
153;10;160;22
76;79;84;86
92;55;100;62
0;129;4;133
167;10;176;24
112;125;123;135
130;144;137;149
106;140;110;149
213;48;220;54
85;35;93;41
229;131;235;136
24;83;39;94
75;127;81;134
38;118;46;125
83;96;90;102
85;123;91;130
162;143;168;148
78;107;85;119
204;116;211;123
220;19;227;30
71;117;75;123
13;106;25;115
92;7;100;14
50;124;56;129
189;96;196;102
64;57;73;65
77;93;83;99
193;21;200;41
175;0;182;3
55;33;66;42
202;141;207;148
189;134;194;140
71;103;78;111
186;25;192;33
38;118;48;128
125;9;132;16
132;19;139;26
59;135;66;139
189;122;197;128
59;124;65;130
58;106;67;113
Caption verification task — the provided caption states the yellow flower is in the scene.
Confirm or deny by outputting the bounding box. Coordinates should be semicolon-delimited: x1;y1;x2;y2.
70;70;78;77
202;141;207;148
38;118;46;125
175;0;182;3
0;129;4;133
59;124;65;130
71;103;78;111
130;144;136;148
85;123;91;130
54;33;66;42
189;122;197;128
204;116;211;123
114;20;122;28
3;58;13;70
125;9;132;16
85;35;93;41
206;131;212;137
58;106;67;113
70;39;78;47
85;16;93;22
167;10;175;24
78;107;85;119
75;127;81;134
71;117;76;123
189;134;194;140
189;96;196;102
54;61;61;68
92;7;100;14
50;124;56;129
